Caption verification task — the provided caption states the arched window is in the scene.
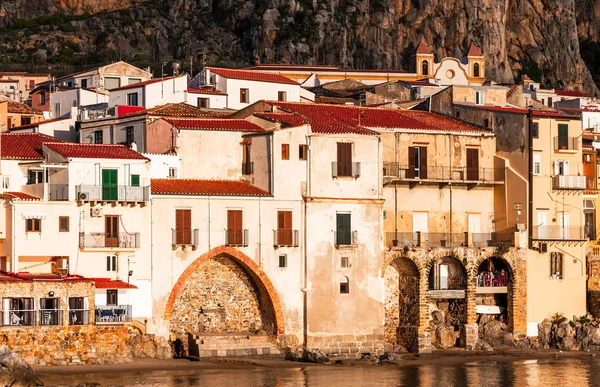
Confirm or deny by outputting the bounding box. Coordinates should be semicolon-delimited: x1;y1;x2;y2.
340;277;349;294
422;61;429;76
473;63;480;78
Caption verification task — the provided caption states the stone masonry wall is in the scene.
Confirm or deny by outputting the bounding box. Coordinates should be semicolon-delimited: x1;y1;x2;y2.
588;257;600;317
306;329;386;359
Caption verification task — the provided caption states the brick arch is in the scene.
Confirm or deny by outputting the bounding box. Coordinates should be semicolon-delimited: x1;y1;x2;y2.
473;253;517;280
423;250;468;279
163;245;285;335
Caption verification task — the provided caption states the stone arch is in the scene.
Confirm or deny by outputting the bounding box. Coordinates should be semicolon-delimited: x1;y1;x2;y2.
384;256;421;352
474;255;517;331
164;246;284;336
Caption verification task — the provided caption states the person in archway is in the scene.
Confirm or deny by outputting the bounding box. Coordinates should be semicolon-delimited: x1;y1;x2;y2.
497;269;507;287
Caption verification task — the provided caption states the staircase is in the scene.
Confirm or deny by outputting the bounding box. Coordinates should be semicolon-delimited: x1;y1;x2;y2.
187;332;281;358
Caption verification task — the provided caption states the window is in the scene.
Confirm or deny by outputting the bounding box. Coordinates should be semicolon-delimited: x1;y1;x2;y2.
127;93;138;106
548;97;553;108
475;91;485;105
278;254;287;268
25;218;41;232
28;80;35;90
68;297;86;325
54;103;60;115
125;126;135;146
175;209;192;245
473;63;480;78
554;160;569;176
336;142;353;177
198;97;209;108
407;146;427;179
39;298;59;325
72;99;77;107
557;123;569;150
67;81;73;87
550;252;564;279
533;153;542;176
341;257;349;268
281;144;289;160
93;130;103;144
299;144;307;160
130;174;140;187
532;122;539;138
59;216;69;232
27;169;44;185
340;277;349;294
128;78;142;85
1;176;10;190
6;117;11;129
336;213;352;245
483;119;490;128
6;298;33;326
106;256;117;271
104;77;121;90
242;143;252;175
240;88;249;104
276;211;293;246
466;148;480;180
422;61;429;76
22;116;32;126
40;92;46;105
168;167;177;178
278;91;287;101
81;79;87;88
226;210;244;245
106;290;118;306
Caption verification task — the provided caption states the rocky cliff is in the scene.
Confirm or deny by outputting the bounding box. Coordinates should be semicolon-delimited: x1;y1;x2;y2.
0;0;597;94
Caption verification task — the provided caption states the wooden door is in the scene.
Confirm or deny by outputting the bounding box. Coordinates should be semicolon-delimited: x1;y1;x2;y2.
466;148;479;180
277;211;293;246
175;209;191;244
102;169;118;201
227;210;243;245
105;215;119;247
337;143;352;177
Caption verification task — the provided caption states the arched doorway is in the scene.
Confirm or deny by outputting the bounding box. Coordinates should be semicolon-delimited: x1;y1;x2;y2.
476;257;513;329
384;257;420;352
427;256;467;348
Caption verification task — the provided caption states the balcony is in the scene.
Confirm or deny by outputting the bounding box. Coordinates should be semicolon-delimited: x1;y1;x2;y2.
532;226;585;241
384;230;515;249
68;309;90;325
242;162;254;175
335;231;358;247
554;136;579;152
2;310;35;326
552;175;586;190
75;185;149;203
95;305;132;323
171;229;199;249
48;184;69;200
273;229;299;247
225;229;249;247
79;232;140;249
382;163;504;185
332;162;361;178
39;309;63;326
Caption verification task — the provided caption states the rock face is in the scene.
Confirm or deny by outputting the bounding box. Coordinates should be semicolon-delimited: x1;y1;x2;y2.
0;0;597;93
0;345;43;387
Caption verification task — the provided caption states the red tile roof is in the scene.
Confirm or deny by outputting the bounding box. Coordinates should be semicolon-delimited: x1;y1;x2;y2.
9;117;71;131
455;103;579;119
44;143;149;160
164;118;263;132
1;132;59;160
0;192;40;200
187;87;227;96
247;64;409;74
8;272;92;282
467;43;483;56
267;101;485;134
554;89;590;98
91;278;138;289
151;179;271;196
207;67;299;85
109;75;185;91
416;40;432;55
4;100;42;115
121;102;229;118
254;112;309;128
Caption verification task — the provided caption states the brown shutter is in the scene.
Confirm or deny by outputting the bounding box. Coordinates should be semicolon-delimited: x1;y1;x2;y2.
282;144;289;160
407;147;415;178
176;209;191;244
228;210;243;245
277;211;293;245
337;143;352;176
467;148;479;180
419;147;428;179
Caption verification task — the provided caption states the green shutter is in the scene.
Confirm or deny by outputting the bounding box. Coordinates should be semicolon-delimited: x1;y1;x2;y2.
102;169;118;201
131;175;140;187
336;213;351;245
558;124;569;137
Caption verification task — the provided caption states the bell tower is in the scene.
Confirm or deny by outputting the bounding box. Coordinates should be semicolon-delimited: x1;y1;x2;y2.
415;40;434;78
466;43;485;80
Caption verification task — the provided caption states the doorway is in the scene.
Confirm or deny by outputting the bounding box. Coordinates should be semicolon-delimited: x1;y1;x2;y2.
105;215;119;247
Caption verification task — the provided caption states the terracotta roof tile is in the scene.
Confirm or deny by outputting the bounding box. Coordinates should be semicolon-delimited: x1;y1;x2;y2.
0;192;40;200
1;132;59;160
254;112;309;128
416;40;432;55
187;87;227;96
121;102;229;118
44;143;149;160
91;278;138;289
467;43;483;57
554;89;590;98
207;67;299;85
2;99;42;115
455;103;579;119
8;272;92;282
151;179;271;196
109;75;185;91
165;118;263;132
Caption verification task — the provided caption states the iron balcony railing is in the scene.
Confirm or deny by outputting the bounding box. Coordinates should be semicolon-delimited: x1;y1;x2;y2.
331;162;361;178
95;305;132;323
554;136;579;151
242;162;254;175
335;231;358;246
171;229;199;247
48;184;69;200
3;310;35;326
225;229;249;247
39;309;62;326
75;185;149;202
68;309;90;325
385;230;515;248
532;226;585;240
273;229;299;247
79;232;140;248
552;175;586;190
382;162;504;182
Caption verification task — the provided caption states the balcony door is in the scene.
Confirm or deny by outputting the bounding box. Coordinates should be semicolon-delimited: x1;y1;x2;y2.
408;146;427;179
468;213;481;234
175;209;192;244
105;215;119;247
466;148;479;180
558;124;569;149
537;212;548;239
227;210;243;245
559;214;570;239
102;169;118;201
277;211;293;246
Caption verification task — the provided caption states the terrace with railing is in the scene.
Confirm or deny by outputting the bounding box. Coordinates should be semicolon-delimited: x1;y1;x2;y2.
95;305;132;323
385;229;516;249
382;163;504;185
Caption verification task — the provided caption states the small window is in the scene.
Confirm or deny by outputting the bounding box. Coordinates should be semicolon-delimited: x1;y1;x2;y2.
198;97;209;108
475;91;485;105
59;217;69;232
455;111;461;119
54;103;61;115
548;97;553;108
125;126;134;146
240;88;249;104
22;116;32;125
106;256;117;272
340;277;349;294
550;252;563;280
473;63;480;78
81;79;87;88
127;93;138;106
106;290;118;305
281;144;289;160
299;145;307;160
93;130;103;144
27;170;44;185
72;99;77;107
278;91;287;102
422;61;429;76
168;167;177;178
532;122;539;139
25;218;41;232
1;176;10;190
40;92;46;105
533;154;542;176
278;254;287;268
341;257;349;268
483;119;490;128
131;175;140;187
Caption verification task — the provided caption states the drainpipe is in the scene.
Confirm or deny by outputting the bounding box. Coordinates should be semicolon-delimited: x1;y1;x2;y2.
302;133;311;346
528;107;534;249
208;195;211;251
11;201;15;272
258;196;262;268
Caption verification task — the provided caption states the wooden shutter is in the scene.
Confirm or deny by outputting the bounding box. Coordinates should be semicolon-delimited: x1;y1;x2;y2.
176;209;191;244
337;143;352;176
419;147;428;179
277;211;293;245
282;144;289;160
467;148;479;180
407;147;415;178
227;210;243;245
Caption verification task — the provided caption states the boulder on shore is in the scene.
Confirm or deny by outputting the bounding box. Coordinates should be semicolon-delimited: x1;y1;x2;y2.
0;345;43;386
284;347;330;364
